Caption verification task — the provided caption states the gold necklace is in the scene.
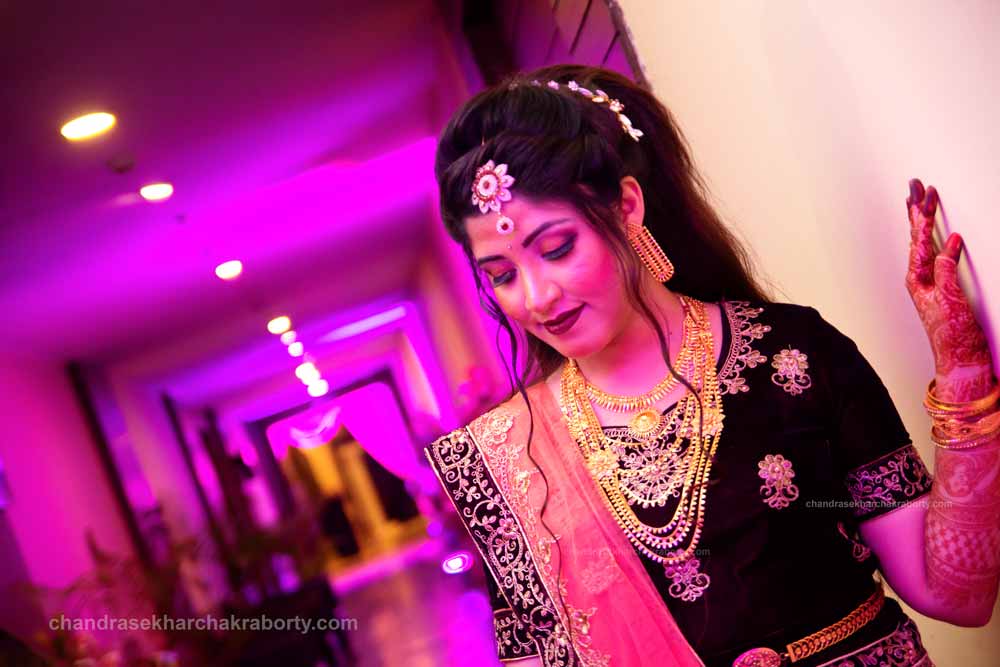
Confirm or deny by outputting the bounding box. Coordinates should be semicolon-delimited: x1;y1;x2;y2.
560;297;725;567
582;295;702;438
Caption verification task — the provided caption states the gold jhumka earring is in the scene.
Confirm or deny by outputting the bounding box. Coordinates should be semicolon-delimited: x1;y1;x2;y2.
627;221;675;282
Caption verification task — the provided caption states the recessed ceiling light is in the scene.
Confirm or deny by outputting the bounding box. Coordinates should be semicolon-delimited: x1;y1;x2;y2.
139;182;174;201
295;362;320;384
214;260;243;280
267;316;291;335
287;342;304;357
60;112;116;141
307;379;329;398
279;330;297;345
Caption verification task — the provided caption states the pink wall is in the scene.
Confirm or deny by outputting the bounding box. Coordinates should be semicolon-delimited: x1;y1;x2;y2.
0;356;132;599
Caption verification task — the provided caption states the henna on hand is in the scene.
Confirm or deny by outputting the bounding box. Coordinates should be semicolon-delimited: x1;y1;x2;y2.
926;439;1000;612
905;179;994;401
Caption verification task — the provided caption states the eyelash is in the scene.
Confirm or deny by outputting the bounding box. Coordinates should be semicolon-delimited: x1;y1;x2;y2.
490;237;575;287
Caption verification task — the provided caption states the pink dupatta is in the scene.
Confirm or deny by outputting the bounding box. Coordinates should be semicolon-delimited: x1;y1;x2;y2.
427;380;703;666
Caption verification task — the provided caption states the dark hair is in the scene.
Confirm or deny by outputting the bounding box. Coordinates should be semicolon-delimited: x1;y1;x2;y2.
434;64;770;634
436;64;771;381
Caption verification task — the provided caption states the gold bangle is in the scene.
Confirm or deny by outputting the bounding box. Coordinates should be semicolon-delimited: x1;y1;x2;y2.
931;420;1000;450
924;379;1000;419
932;409;1000;438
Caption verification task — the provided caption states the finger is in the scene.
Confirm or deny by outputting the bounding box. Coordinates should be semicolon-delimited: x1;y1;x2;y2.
933;242;960;291
941;232;963;264
906;198;935;291
907;179;925;212
922;185;939;218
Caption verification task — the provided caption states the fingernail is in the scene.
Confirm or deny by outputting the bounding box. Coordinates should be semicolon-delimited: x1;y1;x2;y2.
946;235;960;254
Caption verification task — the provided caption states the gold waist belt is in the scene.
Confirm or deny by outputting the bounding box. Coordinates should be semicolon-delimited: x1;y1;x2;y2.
733;584;885;667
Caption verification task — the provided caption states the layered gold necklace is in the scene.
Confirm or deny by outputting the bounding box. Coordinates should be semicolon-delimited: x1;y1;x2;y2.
559;296;725;566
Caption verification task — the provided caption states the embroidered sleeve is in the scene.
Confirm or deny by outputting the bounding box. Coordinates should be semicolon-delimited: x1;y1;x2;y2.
807;308;932;519
845;444;933;520
483;563;540;660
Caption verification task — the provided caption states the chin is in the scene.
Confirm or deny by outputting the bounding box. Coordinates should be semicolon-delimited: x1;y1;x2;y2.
543;335;606;361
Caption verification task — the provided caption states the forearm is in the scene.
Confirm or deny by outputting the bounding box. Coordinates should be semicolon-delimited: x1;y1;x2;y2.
924;369;1000;625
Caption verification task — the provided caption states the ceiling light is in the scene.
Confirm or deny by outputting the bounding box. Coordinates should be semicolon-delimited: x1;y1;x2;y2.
60;112;116;141
139;182;174;201
287;342;304;357
267;316;291;335
214;260;243;281
280;331;297;345
307;379;329;398
294;362;320;383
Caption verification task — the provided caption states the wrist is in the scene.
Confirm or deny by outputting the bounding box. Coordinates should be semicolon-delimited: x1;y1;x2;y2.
934;366;997;402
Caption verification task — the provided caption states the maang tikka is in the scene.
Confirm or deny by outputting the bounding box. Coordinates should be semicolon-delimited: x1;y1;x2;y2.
471;160;516;234
469;79;675;282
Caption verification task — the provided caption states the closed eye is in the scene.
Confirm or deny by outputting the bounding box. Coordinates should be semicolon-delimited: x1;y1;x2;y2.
543;237;575;260
490;270;515;287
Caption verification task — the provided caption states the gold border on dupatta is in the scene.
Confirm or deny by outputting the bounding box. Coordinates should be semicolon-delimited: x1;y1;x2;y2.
425;415;583;667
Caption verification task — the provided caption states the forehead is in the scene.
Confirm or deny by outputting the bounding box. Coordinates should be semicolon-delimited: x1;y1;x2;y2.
464;196;581;253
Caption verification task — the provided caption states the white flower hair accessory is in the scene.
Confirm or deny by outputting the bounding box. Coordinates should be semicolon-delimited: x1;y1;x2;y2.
471;159;516;234
531;79;644;142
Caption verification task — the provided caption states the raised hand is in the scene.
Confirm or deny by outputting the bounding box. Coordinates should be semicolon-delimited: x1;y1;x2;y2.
905;178;994;401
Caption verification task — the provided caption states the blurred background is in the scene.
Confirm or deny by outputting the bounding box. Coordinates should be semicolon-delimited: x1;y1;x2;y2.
1;1;998;666
0;1;640;665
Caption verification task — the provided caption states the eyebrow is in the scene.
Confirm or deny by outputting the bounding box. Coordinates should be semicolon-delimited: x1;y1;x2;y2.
475;218;571;266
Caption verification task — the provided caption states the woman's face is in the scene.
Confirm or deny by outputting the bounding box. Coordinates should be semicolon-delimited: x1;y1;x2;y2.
465;187;641;361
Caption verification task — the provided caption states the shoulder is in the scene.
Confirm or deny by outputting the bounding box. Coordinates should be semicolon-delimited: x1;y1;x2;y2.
717;299;861;397
723;298;821;328
722;298;846;349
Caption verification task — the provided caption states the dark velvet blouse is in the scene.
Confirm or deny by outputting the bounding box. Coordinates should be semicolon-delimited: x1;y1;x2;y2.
484;300;935;666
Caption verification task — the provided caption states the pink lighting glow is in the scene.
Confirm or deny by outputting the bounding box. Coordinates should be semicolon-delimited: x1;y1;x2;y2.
320;305;407;342
441;551;473;575
286;406;341;449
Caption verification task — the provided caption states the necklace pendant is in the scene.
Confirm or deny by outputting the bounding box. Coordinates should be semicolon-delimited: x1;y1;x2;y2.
628;408;663;439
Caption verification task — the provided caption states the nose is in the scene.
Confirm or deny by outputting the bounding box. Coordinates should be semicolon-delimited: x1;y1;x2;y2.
521;268;560;318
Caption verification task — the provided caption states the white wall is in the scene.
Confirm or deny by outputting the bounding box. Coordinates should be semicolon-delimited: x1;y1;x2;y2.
618;0;999;663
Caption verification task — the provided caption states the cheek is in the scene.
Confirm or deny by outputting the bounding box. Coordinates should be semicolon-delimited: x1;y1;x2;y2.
567;244;626;305
493;288;527;323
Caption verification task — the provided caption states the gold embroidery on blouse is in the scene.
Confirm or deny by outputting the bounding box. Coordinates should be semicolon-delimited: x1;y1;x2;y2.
771;348;813;395
719;301;771;395
757;453;801;509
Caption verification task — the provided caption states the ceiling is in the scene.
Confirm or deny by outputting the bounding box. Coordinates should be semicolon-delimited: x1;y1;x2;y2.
1;0;468;365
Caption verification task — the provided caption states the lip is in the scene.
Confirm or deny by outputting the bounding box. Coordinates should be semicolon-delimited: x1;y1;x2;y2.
543;305;584;335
